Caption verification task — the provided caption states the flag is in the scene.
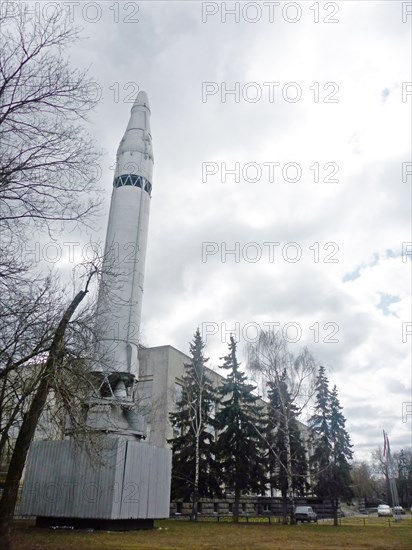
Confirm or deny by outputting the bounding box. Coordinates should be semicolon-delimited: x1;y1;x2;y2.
383;430;391;458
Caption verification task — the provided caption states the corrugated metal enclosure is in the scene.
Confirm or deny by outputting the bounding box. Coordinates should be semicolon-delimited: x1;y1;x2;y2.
19;439;171;520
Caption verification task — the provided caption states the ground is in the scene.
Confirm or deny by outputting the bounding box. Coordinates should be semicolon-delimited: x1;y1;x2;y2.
11;518;412;549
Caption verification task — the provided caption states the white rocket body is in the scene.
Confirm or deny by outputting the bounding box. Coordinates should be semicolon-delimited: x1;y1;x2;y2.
95;92;153;379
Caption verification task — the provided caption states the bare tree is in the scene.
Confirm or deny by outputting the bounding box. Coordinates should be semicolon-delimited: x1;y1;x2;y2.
350;461;379;506
0;277;60;464
247;331;317;524
0;4;103;548
0;0;102;446
0;2;101;241
0;0;102;311
371;446;390;501
371;447;412;507
0;263;100;548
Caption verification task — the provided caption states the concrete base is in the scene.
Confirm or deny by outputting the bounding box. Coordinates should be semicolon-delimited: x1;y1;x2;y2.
19;439;171;526
36;516;154;530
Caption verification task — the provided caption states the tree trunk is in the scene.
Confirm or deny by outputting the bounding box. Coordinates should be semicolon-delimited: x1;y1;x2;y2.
0;405;19;460
284;414;296;525
233;487;240;523
333;499;339;526
281;493;288;525
0;381;40;460
0;287;88;550
192;400;201;521
0;374;49;548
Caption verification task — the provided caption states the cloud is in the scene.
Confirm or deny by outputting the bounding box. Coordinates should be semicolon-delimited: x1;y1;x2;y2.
32;1;411;462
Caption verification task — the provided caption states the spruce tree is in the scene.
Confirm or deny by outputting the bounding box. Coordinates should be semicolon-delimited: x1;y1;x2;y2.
309;366;332;495
309;368;353;525
215;336;266;522
396;449;412;505
329;386;353;506
169;329;219;516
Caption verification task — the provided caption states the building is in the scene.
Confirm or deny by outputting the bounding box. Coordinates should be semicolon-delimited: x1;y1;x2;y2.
137;343;314;504
138;344;222;448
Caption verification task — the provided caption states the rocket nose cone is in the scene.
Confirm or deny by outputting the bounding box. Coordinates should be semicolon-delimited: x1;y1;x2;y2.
133;91;150;111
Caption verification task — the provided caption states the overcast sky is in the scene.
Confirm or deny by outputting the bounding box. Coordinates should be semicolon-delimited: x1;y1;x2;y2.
28;1;411;461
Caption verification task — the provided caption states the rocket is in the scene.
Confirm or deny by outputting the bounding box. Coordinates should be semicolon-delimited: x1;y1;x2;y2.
94;91;153;384
19;96;172;529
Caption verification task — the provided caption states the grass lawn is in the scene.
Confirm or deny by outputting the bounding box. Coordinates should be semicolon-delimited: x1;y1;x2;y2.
11;518;412;550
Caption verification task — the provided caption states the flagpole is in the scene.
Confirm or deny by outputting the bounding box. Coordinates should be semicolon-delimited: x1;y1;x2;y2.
383;430;402;521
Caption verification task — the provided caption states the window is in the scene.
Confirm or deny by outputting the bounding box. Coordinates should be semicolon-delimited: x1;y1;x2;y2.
174;383;183;409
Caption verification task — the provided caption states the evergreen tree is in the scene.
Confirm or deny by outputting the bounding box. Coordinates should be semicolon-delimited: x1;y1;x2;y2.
215;336;266;522
309;366;332;495
396;448;412;505
169;329;219;515
330;386;353;471
309;368;353;525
